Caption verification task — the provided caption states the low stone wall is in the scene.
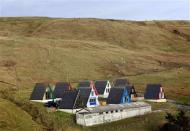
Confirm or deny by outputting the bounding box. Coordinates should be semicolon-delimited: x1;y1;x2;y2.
76;102;151;126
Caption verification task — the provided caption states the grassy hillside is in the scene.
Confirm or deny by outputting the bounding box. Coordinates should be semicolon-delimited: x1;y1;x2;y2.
0;98;41;131
0;17;190;131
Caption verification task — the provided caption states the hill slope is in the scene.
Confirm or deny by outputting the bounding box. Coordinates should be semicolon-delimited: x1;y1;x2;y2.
0;98;41;131
0;18;190;97
0;17;190;131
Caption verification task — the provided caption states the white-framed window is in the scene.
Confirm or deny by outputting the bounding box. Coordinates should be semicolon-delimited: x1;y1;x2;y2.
107;83;110;87
106;88;110;93
90;98;96;102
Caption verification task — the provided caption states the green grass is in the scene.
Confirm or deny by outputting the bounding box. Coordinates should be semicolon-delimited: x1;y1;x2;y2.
87;113;165;131
177;96;190;105
53;111;80;131
0;17;190;131
0;98;41;131
48;107;169;131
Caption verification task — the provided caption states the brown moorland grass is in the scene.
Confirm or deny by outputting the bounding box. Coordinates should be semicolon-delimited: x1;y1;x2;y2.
0;17;190;131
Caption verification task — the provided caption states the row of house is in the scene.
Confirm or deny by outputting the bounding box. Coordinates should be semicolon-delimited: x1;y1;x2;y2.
30;79;166;109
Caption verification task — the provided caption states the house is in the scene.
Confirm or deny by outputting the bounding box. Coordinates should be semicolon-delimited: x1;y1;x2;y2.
114;84;137;101
95;80;111;98
59;90;79;110
107;87;131;104
53;82;72;99
144;84;166;102
125;85;137;101
114;78;130;87
77;81;99;107
30;83;54;103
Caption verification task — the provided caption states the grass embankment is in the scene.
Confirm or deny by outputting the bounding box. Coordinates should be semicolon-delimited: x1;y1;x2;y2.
0;98;41;131
0;88;184;131
0;18;190;130
177;96;190;105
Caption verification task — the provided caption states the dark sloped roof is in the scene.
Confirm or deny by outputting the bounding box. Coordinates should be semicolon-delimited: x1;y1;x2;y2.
144;84;161;99
77;88;91;106
30;83;46;100
114;79;129;86
53;82;71;98
95;80;108;94
125;85;136;95
78;81;90;88
59;90;79;109
107;88;124;104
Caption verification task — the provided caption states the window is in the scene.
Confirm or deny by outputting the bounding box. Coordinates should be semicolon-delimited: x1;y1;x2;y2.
106;88;110;93
111;111;113;113
90;98;97;103
106;111;109;114
89;98;96;105
124;96;128;102
46;91;50;99
120;109;123;112
115;110;118;113
99;112;103;115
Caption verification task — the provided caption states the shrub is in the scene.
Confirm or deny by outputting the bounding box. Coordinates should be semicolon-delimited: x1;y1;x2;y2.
160;110;190;131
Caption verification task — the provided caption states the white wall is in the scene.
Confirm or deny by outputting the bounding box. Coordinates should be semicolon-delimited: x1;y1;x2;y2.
76;105;151;126
86;88;99;107
102;81;111;98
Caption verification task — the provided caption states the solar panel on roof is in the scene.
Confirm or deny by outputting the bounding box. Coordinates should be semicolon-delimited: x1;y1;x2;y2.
30;83;46;100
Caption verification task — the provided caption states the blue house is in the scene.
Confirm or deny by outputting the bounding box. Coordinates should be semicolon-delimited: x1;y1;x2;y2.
114;78;137;101
107;87;131;104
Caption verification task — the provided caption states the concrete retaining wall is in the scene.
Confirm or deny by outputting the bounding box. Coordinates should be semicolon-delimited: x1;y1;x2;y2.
76;102;151;126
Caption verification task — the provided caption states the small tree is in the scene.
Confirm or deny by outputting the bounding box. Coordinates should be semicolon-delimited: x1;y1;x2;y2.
175;110;189;130
161;110;190;131
165;112;176;123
